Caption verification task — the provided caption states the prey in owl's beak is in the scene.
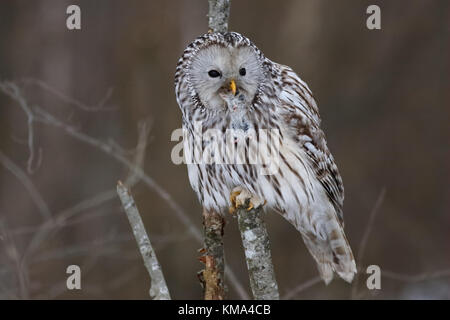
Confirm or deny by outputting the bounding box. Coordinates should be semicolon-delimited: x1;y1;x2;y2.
229;79;237;96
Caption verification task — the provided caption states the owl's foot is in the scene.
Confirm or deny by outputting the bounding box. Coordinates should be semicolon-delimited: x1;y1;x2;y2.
229;186;266;215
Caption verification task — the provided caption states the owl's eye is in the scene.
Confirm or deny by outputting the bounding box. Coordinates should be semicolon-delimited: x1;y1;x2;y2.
239;68;246;76
208;70;221;78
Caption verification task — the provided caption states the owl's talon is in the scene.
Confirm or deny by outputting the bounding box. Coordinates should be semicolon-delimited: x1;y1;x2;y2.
229;186;265;214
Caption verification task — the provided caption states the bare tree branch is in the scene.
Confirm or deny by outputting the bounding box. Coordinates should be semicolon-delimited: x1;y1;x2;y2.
117;181;171;300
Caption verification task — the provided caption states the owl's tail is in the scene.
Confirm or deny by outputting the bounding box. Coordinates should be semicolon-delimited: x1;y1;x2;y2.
301;217;357;285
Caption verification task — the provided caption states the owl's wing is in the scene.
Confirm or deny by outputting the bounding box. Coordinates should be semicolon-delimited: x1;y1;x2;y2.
275;63;345;223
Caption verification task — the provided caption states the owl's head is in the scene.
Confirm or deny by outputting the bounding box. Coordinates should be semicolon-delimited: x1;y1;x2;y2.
179;32;267;111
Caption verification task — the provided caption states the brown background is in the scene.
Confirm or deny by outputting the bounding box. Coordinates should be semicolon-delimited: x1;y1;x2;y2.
0;0;449;299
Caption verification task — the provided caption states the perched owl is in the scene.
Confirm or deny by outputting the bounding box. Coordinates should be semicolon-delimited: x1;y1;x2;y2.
174;32;356;284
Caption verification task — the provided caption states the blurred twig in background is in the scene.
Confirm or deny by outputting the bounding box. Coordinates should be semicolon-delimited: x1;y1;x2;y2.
351;188;385;299
0;82;40;174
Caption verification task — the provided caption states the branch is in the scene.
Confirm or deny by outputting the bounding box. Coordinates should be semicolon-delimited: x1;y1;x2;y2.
236;199;279;300
117;181;171;300
199;208;226;300
208;0;230;33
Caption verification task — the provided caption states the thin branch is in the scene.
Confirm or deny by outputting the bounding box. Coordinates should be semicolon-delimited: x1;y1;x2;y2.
21;78;115;112
32;232;133;263
224;266;250;300
0;82;39;173
282;276;322;300
10;190;120;237
356;188;386;265
0;221;29;299
0;150;52;220
117;181;171;300
351;188;386;299
236;199;279;300
382;269;450;282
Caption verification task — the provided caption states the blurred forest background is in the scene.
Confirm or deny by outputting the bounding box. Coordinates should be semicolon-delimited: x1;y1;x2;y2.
0;0;449;299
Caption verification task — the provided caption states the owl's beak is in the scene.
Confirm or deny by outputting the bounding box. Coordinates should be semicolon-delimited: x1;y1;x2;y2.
229;79;237;96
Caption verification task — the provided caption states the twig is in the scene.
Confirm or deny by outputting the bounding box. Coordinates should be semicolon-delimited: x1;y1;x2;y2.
382;269;450;282
224;266;250;300
117;181;171;300
236;202;279;300
351;188;386;299
0;150;52;221
0;82;39;173
282;276;322;300
0;221;29;299
21;78;115;112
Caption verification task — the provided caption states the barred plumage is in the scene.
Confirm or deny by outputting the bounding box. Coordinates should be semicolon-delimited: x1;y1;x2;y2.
175;32;356;284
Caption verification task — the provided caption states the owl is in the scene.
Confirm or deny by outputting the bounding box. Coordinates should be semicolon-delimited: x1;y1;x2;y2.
174;32;356;284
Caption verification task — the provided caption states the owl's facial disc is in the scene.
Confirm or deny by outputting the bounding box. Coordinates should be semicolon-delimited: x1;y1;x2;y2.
189;44;262;111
